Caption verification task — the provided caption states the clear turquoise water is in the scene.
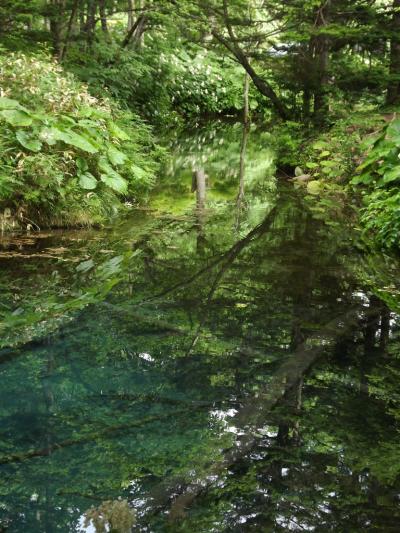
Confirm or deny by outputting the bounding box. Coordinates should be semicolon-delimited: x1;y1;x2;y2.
1;123;400;532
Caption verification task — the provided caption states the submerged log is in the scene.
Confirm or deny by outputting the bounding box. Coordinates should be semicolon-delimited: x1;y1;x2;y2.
0;409;189;466
146;303;383;521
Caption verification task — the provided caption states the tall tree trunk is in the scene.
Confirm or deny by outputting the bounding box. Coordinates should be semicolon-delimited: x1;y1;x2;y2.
127;0;136;31
243;72;249;125
313;1;331;123
49;0;65;59
121;13;147;48
99;0;109;36
237;74;250;211
84;0;97;46
387;0;400;105
59;0;79;61
79;0;86;33
214;0;290;120
136;0;145;49
212;30;289;120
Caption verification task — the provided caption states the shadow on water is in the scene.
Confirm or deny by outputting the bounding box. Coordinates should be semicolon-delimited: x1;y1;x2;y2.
1;122;400;532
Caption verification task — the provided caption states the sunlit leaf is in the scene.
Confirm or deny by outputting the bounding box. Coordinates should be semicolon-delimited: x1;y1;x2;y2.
56;129;99;153
100;173;128;194
0;97;23;110
79;172;97;190
15;130;42;152
0;109;32;127
108;146;127;166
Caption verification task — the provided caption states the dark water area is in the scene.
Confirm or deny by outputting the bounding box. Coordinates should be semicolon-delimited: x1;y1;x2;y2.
1;123;400;532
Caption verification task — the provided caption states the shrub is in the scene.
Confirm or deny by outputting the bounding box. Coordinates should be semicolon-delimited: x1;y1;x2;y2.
352;116;400;249
0;52;159;228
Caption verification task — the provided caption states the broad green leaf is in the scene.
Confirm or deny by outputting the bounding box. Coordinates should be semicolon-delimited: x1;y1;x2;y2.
78;106;109;119
382;167;400;184
130;164;148;180
0;97;22;110
295;166;303;177
100;173;128;194
76;259;95;273
99;157;121;176
306;180;322;195
108;146;127;166
97;255;125;277
0;109;32;127
312;140;328;151
108;122;130;141
320;159;336;167
76;157;89;172
59;115;77;126
56;130;98;153
79;172;97;190
386;120;400;138
351;172;374;185
15;130;42;152
306;162;318;169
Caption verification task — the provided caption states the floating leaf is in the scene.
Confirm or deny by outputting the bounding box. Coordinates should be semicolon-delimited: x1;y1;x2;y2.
16;130;42;152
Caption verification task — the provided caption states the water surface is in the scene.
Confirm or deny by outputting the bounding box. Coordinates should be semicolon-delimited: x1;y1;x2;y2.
1;123;400;532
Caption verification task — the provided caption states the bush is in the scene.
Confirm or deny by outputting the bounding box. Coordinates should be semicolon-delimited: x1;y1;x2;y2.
0;52;159;228
66;35;254;124
352;116;400;249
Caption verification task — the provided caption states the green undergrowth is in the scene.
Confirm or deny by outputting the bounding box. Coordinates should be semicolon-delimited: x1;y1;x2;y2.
66;38;256;126
351;115;400;250
275;112;400;252
0;51;161;229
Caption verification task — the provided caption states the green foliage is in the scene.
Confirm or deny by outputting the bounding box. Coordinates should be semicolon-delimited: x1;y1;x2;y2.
269;121;307;167
66;36;250;125
0;52;159;227
352;117;400;249
300;114;383;183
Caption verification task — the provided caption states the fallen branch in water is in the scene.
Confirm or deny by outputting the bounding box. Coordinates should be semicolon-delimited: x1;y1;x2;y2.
0;409;190;466
147;304;380;521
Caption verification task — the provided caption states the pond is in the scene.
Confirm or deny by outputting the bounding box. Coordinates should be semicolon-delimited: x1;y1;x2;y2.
1;122;400;532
